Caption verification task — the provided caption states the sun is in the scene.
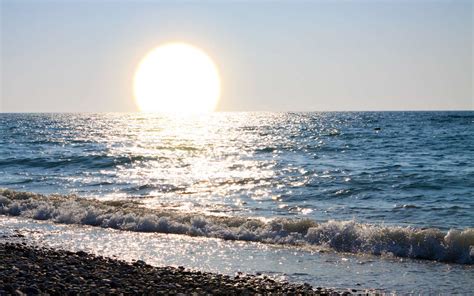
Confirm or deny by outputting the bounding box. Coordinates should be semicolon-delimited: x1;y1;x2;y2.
133;43;221;113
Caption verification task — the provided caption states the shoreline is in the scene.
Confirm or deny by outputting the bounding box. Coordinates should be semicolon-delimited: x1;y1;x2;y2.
1;189;472;266
0;242;352;295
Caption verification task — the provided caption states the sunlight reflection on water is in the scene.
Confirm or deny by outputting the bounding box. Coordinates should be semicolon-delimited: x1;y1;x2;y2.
1;112;473;229
1;216;472;294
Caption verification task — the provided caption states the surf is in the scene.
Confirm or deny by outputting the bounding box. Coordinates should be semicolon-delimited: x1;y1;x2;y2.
1;189;472;265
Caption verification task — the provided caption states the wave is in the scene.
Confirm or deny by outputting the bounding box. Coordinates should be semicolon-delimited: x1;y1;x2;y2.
0;189;472;264
0;154;164;169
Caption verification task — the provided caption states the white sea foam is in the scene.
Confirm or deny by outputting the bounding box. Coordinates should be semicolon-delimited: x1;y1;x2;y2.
0;189;472;264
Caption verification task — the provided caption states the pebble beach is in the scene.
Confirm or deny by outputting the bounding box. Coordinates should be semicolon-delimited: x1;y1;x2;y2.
0;242;355;295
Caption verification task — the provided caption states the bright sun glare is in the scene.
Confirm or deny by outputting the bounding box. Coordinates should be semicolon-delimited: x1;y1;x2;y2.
133;43;221;113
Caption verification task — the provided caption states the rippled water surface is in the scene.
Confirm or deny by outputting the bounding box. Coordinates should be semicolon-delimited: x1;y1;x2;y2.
1;112;472;229
1;112;473;292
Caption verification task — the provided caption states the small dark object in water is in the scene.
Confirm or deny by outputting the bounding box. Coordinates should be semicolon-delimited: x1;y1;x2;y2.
373;127;381;131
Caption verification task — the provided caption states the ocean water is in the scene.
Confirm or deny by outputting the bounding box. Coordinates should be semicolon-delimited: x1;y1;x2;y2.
0;112;473;292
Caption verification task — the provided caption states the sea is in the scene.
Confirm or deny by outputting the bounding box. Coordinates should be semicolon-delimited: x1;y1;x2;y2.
0;111;473;293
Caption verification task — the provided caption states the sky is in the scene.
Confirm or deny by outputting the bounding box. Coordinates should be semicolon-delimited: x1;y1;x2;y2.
1;0;472;112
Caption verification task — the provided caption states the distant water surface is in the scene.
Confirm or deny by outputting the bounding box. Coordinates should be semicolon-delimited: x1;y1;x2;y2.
1;112;472;230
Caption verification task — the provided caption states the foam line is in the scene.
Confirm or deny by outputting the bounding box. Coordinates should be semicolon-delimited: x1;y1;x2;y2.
0;189;472;264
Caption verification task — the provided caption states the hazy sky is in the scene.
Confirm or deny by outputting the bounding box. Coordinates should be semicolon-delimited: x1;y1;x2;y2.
1;0;472;112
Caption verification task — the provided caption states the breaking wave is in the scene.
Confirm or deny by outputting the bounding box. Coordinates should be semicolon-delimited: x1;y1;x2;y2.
1;189;472;264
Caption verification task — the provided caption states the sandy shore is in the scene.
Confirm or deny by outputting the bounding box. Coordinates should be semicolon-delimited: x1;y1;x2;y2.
0;242;355;295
